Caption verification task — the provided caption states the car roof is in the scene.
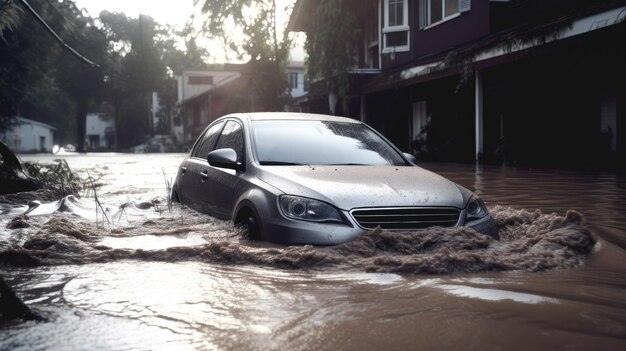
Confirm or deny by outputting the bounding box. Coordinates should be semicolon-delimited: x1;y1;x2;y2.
230;112;361;124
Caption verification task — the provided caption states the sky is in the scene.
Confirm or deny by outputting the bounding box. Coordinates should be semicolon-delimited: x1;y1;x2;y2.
74;0;196;30
72;0;305;63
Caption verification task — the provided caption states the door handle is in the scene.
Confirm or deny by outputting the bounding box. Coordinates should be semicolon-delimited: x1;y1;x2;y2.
200;170;208;183
181;166;187;175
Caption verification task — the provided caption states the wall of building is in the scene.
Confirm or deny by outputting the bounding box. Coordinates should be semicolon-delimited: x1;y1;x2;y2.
177;70;241;102
287;67;307;98
479;26;626;169
86;113;115;150
379;0;490;70
0;118;55;153
411;0;490;59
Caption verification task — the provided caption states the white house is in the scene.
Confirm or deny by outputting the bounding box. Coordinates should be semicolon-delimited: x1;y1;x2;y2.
0;117;56;153
176;68;242;104
86;113;115;150
174;66;244;144
286;61;307;98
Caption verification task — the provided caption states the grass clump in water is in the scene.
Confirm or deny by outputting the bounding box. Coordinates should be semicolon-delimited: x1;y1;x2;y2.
23;159;79;186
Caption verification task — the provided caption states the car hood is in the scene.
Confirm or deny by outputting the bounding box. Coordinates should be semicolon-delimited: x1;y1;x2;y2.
256;165;468;210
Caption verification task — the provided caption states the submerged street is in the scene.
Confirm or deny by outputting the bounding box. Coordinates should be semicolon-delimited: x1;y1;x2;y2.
1;153;625;350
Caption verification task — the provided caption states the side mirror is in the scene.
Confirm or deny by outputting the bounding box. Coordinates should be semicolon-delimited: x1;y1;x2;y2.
207;148;242;171
403;152;417;164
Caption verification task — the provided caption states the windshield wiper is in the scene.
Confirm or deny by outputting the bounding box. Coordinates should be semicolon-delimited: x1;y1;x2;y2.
259;161;308;166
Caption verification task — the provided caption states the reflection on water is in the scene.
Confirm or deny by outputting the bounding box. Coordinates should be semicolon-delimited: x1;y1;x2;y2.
1;154;626;350
436;284;559;304
427;163;626;247
99;234;208;250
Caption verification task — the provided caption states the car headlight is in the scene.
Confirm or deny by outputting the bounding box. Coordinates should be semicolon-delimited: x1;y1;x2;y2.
465;196;488;221
279;195;343;223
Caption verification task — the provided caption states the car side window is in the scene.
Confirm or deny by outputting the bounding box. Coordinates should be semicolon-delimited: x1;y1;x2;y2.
215;120;244;162
192;121;224;159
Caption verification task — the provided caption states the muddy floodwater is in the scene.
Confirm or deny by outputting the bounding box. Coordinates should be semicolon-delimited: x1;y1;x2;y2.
1;153;625;350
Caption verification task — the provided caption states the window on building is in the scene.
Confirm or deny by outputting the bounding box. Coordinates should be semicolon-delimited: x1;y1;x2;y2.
367;43;380;68
420;0;470;28
383;0;409;53
288;72;299;89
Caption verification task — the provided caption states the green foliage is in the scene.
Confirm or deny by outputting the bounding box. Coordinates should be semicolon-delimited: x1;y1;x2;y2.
305;0;359;103
99;11;211;148
19;67;76;141
197;0;292;111
0;0;106;146
1;1;209;148
0;0;22;41
1;0;60;131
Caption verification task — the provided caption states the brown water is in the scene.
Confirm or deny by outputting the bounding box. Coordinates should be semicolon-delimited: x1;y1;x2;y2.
1;153;625;350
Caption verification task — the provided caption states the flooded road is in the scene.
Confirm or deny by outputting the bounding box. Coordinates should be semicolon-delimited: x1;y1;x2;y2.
1;153;625;350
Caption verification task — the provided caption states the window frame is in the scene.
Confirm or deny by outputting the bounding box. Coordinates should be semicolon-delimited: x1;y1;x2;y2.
288;72;299;90
423;0;461;29
191;120;225;160
214;119;246;164
382;0;410;53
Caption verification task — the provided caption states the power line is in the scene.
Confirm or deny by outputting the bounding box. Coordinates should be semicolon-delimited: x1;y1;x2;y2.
16;0;98;67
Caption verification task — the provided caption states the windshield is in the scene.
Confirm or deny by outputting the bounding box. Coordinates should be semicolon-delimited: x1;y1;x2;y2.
252;120;407;166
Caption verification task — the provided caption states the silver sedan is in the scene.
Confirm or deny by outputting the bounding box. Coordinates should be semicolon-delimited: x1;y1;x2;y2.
172;113;499;245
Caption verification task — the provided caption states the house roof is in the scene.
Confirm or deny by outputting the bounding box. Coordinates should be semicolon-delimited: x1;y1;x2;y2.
14;117;57;131
287;0;308;32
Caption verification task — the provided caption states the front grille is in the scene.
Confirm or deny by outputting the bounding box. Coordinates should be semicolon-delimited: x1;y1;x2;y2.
351;207;460;231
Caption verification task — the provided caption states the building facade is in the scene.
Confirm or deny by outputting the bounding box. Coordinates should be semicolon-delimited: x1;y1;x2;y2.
287;61;307;98
290;0;626;169
175;62;310;146
0;117;56;153
174;66;244;146
85;112;115;150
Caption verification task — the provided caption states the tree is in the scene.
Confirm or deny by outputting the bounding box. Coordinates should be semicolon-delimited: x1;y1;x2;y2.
1;1;207;149
158;30;209;125
0;0;106;148
98;12;169;148
98;12;212;148
0;0;53;133
305;0;359;114
197;0;292;111
50;1;108;152
0;0;22;41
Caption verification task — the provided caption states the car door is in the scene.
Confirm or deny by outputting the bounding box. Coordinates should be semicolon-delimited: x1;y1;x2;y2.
179;121;224;212
201;119;246;219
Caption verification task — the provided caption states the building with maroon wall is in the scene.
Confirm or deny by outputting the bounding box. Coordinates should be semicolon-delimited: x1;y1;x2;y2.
290;0;626;169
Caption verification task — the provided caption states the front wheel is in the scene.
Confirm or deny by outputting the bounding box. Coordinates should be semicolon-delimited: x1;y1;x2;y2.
236;210;262;241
